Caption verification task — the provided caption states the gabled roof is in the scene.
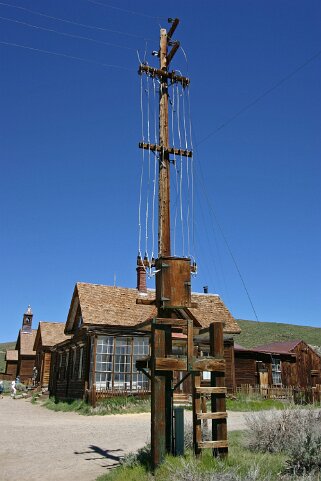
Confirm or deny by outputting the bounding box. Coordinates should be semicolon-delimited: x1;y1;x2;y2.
65;283;241;335
5;349;18;361
253;340;302;354
34;322;70;351
16;329;37;356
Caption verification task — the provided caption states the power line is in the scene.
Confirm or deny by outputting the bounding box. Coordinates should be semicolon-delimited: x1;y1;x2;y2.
195;155;260;322
86;0;165;21
0;15;135;51
197;47;321;146
0;40;132;70
0;1;149;40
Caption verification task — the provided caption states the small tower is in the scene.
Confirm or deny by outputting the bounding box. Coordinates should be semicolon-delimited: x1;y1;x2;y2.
22;305;33;333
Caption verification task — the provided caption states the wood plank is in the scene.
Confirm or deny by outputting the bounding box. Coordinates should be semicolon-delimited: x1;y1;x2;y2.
187;320;194;370
198;440;229;449
136;298;156;305
155;357;187;371
192;372;202;456
151;325;166;468
197;412;227;420
210;322;228;457
155;318;187;326
193;358;225;372
196;387;227;394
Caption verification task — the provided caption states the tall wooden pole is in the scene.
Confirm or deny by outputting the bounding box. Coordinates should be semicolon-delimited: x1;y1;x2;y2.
158;28;171;257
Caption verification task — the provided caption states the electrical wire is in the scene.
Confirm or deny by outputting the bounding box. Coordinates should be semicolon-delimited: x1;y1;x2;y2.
196;155;259;322
0;15;136;51
187;85;196;261
176;82;185;256
181;84;191;257
138;73;145;257
86;0;165;21
170;85;179;256
197;47;321;146
0;1;149;40
151;77;158;261
145;75;151;260
0;40;132;70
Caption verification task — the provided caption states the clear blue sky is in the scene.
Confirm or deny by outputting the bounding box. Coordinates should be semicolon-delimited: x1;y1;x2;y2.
1;0;320;342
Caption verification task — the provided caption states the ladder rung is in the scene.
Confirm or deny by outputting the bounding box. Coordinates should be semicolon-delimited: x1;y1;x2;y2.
198;440;228;449
196;387;227;394
197;411;227;420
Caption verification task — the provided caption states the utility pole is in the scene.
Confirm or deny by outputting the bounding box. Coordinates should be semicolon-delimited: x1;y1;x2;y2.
137;19;227;469
158;27;170;257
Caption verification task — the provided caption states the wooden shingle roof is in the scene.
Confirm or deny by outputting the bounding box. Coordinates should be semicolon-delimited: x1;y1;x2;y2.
17;330;37;356
34;322;71;351
65;283;241;334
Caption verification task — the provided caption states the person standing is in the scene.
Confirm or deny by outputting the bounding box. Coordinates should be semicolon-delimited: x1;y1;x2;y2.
0;380;4;398
11;379;16;398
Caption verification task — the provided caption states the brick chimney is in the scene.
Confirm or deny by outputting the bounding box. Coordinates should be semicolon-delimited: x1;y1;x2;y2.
136;259;147;294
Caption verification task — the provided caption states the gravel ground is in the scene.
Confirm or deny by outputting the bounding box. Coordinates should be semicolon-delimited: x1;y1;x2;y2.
0;396;248;481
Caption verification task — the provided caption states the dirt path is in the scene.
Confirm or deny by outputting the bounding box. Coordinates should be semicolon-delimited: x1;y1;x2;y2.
0;397;248;481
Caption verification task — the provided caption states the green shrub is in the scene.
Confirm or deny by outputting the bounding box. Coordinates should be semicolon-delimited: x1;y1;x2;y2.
42;395;150;416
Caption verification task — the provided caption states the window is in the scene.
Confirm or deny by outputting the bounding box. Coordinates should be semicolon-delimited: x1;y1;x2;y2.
94;336;149;391
72;348;77;379
65;350;70;380
272;357;282;386
78;347;84;379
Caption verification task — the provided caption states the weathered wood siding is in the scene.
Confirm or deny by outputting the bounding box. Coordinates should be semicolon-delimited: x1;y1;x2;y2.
224;343;235;392
292;342;321;387
50;330;88;401
19;357;35;381
41;351;52;386
5;361;18;378
234;356;257;386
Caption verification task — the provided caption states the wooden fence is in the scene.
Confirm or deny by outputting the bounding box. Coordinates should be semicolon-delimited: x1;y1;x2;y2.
236;384;321;404
89;385;150;407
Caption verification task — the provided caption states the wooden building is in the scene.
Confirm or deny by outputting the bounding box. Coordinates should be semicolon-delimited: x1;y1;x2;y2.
253;340;321;388
4;349;18;379
33;322;70;388
232;340;321;389
49;282;241;403
14;306;37;382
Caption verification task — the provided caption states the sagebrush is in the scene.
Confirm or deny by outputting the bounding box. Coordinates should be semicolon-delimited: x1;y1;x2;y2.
245;407;321;474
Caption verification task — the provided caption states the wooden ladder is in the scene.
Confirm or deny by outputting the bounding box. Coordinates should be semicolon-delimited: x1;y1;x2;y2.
192;322;228;456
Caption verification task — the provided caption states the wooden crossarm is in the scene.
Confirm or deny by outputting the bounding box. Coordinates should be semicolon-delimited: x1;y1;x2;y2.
138;64;190;86
139;142;193;157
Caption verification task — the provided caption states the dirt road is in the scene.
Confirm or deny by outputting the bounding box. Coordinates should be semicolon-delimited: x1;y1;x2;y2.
0;397;248;481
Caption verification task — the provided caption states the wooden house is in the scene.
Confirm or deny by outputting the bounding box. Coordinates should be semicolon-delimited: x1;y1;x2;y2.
253;340;321;388
33;322;70;388
14;306;37;382
49;282;241;404
4;349;18;379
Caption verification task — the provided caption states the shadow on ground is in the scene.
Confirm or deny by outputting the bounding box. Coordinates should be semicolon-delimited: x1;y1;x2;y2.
75;445;124;468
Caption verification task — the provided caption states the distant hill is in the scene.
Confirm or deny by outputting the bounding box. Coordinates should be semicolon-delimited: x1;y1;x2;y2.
0;342;16;373
236;319;321;350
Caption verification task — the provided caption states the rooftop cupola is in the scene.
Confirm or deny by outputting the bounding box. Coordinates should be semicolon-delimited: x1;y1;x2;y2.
22;305;33;333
